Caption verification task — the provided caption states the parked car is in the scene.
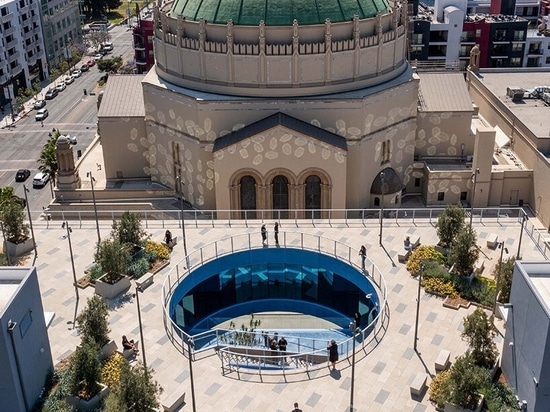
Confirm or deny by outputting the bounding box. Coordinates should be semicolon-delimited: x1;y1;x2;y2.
35;108;49;121
87;59;96;67
72;69;82;78
44;89;58;100
56;82;67;92
80;64;89;72
32;172;50;187
34;100;46;110
66;135;77;144
64;76;74;85
93;54;103;61
101;42;113;51
15;169;31;182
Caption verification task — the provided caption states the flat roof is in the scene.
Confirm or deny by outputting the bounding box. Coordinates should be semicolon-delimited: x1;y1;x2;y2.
474;69;550;139
518;261;550;317
0;268;27;315
417;72;473;113
98;75;146;118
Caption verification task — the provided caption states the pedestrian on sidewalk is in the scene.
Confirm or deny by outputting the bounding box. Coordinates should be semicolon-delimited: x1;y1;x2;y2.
292;402;303;412
261;224;267;245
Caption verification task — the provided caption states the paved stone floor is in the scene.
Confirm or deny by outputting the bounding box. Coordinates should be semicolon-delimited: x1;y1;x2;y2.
28;215;546;412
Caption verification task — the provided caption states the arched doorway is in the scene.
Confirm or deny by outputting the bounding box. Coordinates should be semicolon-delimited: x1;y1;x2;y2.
240;175;257;219
305;175;321;218
272;175;289;219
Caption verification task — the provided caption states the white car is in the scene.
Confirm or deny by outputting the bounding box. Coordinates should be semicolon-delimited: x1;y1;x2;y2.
66;135;77;144
72;69;82;78
64;76;75;85
32;172;50;187
35;108;49;121
56;82;67;92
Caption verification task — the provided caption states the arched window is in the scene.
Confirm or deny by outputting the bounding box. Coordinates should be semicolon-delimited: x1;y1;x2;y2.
240;175;256;219
272;175;289;219
305;175;321;218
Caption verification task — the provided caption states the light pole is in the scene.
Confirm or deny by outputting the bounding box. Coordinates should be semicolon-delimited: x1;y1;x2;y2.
516;211;528;260
62;222;79;303
469;168;480;228
134;285;147;371
379;171;385;246
176;175;188;261
187;337;197;412
23;185;37;257
413;263;425;351
86;171;101;246
349;322;359;412
493;242;508;316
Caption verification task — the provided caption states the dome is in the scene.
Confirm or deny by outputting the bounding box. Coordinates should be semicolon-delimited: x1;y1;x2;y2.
170;0;390;26
370;167;403;195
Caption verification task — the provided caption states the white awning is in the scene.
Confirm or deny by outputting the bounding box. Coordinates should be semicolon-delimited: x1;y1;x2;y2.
494;125;511;149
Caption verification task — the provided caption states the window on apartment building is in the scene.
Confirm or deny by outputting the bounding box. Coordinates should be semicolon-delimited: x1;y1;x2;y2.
19;0;24;8
459;45;471;57
494;29;506;41
460;192;467;201
512;43;523;52
412;33;423;45
510;57;521;66
513;30;525;41
475;29;481;37
1;7;7;16
546;57;550;64
437;192;445;201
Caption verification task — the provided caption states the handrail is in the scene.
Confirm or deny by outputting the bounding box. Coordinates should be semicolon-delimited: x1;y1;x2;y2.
161;232;388;374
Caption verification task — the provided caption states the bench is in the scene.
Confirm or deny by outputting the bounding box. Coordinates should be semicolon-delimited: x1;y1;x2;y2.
136;272;155;290
486;234;499;249
410;373;428;397
165;236;178;248
474;259;485;275
99;340;118;361
435;349;451;372
162;389;186;412
398;250;411;263
411;236;421;249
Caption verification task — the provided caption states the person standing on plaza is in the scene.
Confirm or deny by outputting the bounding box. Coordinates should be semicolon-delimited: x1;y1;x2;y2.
359;245;367;270
278;335;288;363
292;402;303;412
327;339;338;370
274;222;279;245
261;224;267;245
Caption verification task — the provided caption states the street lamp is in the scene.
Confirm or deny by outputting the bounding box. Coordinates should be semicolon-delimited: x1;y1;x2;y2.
349;321;360;412
469;168;480;228
86;171;101;246
379;171;385;246
413;263;425;351
187;337;197;412
23;185;37;257
516;211;528;260
175;175;188;261
134;285;147;371
62;222;79;306
493;242;509;316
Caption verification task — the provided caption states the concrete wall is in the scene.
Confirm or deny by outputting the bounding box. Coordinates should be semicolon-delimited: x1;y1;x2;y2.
0;267;53;411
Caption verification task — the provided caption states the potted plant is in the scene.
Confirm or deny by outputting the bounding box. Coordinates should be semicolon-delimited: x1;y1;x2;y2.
0;186;32;258
448;226;479;277
461;308;499;378
436;204;466;251
94;239;131;299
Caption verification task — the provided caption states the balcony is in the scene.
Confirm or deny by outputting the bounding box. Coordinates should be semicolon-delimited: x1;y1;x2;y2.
1;12;14;24
134;43;146;51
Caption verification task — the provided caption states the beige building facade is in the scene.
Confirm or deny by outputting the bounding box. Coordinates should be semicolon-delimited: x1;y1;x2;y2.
88;0;547;221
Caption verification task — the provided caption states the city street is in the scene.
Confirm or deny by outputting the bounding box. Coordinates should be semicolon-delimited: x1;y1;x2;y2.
0;24;135;213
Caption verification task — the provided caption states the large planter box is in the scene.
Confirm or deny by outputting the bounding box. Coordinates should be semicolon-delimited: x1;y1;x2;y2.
4;238;34;258
66;383;109;411
95;274;131;299
444;395;484;412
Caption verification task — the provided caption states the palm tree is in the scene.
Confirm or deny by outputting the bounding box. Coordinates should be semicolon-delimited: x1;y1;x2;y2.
38;130;61;186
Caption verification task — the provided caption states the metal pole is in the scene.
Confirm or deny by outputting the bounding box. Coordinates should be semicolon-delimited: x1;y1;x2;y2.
135;285;147;371
349;322;357;412
188;339;197;412
379;171;385;246
469;168;479;228
413;264;424;351
87;172;101;246
23;185;37;256
516;212;527;260
493;242;507;316
63;222;79;301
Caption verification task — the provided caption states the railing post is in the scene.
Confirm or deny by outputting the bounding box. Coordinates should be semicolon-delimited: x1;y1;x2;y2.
144;210;148;228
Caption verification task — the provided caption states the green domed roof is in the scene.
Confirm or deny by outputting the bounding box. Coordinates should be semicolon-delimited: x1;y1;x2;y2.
170;0;390;26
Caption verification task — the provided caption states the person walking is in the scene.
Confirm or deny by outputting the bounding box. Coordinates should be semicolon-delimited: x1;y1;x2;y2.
327;339;338;370
278;335;288;363
261;224;267;245
292;402;303;412
274;222;279;245
359;245;367;270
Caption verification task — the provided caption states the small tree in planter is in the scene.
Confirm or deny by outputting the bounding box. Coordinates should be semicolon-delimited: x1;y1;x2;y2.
75;295;111;348
0;187;29;244
461;308;498;369
111;211;149;248
492;256;516;304
94;238;130;284
68;341;102;400
448;226;479;275
436;204;466;247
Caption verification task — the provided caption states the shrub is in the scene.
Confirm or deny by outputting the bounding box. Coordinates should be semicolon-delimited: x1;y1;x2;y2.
88;263;104;281
111;211;148;247
461;308;499;369
94;238;130;282
145;240;170;260
443;353;491;410
101;353;125;389
429;369;451;408
128;256;150;279
493;256;516;304
423;259;453;281
484;381;520;411
407;245;445;276
422;277;458;297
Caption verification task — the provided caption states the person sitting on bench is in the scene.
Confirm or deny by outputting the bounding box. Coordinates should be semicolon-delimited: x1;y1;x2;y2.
165;230;173;248
122;335;139;353
404;236;413;252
